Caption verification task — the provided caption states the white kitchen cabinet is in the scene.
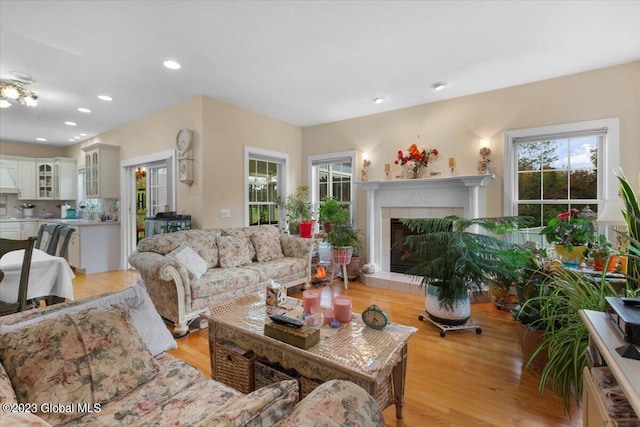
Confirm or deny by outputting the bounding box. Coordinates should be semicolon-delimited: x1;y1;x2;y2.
63;222;120;273
20;221;39;239
0;159;19;194
17;159;36;200
36;161;54;199
53;157;77;200
0;221;20;239
82;144;120;199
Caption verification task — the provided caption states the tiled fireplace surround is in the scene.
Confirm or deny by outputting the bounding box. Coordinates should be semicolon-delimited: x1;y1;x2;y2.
358;175;494;295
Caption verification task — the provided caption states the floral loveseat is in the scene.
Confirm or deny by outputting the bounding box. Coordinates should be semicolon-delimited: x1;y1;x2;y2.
128;225;314;336
0;284;385;426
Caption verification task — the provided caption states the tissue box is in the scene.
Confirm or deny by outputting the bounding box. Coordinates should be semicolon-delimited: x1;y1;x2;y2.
266;281;286;306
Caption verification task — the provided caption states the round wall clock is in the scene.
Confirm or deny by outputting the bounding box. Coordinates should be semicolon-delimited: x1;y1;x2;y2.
362;304;389;330
176;129;192;156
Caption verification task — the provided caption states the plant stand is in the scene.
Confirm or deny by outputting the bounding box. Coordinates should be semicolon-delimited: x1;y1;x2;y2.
330;246;353;290
417;312;482;337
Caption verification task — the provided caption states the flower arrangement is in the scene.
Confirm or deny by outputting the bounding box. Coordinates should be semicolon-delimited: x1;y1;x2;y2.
539;208;595;251
395;144;438;177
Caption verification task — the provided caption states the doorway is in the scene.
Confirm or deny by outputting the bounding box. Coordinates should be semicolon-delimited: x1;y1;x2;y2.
121;150;176;269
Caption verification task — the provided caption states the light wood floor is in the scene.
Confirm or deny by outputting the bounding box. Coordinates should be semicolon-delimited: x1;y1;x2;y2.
72;270;582;426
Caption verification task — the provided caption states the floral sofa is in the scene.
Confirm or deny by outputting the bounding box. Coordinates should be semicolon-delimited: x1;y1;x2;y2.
0;284;385;426
128;225;314;336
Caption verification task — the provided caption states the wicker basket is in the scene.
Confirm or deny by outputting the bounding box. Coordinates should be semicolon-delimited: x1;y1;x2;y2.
254;359;300;392
300;376;323;400
214;340;256;394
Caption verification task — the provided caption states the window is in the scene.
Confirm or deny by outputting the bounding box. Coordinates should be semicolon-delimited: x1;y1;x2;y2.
147;162;168;217
245;147;288;227
504;118;620;246
309;151;356;226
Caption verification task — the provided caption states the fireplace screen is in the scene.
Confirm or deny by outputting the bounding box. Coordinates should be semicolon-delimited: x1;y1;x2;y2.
390;218;422;274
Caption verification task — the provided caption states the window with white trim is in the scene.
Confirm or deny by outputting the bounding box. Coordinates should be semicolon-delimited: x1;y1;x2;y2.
504;118;620;246
309;151;356;227
245;147;288;227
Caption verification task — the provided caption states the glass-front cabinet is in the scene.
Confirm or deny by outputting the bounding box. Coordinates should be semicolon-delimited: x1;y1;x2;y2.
36;161;53;199
81;144;120;199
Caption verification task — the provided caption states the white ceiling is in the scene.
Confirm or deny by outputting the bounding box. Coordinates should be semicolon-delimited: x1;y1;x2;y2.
1;1;639;147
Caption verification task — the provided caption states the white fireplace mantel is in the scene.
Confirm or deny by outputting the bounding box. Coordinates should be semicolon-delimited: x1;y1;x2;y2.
358;174;494;273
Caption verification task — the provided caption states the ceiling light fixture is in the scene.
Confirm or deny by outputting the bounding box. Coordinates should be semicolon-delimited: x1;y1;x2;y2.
64;121;77;126
68;138;75;142
373;97;385;104
80;133;87;136
77;107;91;113
36;138;47;142
431;82;447;91
97;95;113;101
163;60;181;70
0;80;38;108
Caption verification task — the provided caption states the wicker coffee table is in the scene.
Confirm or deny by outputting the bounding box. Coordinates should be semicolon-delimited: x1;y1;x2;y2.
205;293;417;419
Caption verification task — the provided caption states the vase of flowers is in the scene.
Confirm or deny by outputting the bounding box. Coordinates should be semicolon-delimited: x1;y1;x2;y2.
394;143;438;179
540;208;595;268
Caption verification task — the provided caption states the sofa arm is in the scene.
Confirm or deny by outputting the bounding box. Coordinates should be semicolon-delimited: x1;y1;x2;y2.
128;250;190;284
199;379;299;427
275;380;385;427
279;236;315;259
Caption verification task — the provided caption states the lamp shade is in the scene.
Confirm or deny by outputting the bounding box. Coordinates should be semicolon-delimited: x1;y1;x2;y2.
597;199;626;226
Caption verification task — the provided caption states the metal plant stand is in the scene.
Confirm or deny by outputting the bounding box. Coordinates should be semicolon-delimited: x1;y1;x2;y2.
418;312;482;337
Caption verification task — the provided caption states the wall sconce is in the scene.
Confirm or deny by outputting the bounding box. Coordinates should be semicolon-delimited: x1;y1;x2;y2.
478;139;491;175
361;154;371;181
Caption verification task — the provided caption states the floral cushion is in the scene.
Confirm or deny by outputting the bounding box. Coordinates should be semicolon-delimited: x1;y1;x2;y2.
274;380;385;427
217;236;253;268
1;412;53;426
200;379;299;426
252;234;284;262
166;242;208;279
0;283;176;357
0;305;159;425
137;229;220;268
0;361;17;404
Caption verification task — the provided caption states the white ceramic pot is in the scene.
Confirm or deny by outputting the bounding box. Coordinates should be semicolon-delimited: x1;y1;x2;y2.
425;283;471;326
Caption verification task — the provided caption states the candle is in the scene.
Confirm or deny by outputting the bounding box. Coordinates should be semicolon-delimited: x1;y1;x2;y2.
385;163;390;172
448;157;456;168
320;306;334;325
333;296;352;323
302;290;321;314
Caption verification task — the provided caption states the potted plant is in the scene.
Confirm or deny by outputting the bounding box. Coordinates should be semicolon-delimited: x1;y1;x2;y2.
618;171;640;288
587;234;618;272
539;208;595;268
284;185;314;237
403;215;533;325
324;222;361;270
318;197;348;234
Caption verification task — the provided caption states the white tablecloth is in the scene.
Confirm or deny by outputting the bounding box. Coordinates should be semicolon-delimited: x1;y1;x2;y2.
0;249;75;303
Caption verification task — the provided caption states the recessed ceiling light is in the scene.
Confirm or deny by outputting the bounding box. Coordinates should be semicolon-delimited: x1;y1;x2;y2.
68;138;75;142
36;137;47;142
80;133;87;136
373;97;385;104
64;121;77;126
97;95;113;101
431;82;447;91
77;107;91;113
74;136;82;139
163;60;181;70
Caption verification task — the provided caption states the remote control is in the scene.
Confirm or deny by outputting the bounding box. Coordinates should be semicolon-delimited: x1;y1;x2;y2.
621;298;640;307
269;314;303;328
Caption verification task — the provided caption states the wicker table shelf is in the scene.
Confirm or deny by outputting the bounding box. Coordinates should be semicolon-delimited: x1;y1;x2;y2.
204;293;417;419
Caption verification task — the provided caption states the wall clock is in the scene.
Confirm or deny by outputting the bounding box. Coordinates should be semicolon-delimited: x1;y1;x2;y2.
176;129;193;158
361;304;389;330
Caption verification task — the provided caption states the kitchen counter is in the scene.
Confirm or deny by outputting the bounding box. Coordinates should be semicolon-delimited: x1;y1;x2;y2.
0;218;119;226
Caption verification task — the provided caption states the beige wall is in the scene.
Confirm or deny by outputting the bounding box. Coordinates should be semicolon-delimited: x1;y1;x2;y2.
302;61;640;246
201;97;302;228
63;95;301;229
0;140;66;158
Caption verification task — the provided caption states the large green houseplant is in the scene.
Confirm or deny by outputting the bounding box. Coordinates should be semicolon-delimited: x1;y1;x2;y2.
318;197;348;233
284;185;314;236
324;222;361;267
402;215;533;325
618;171;640;290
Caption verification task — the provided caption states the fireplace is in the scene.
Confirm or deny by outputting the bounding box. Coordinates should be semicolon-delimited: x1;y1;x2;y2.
390;218;421;274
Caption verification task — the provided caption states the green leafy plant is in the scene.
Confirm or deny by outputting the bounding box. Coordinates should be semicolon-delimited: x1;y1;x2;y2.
524;268;618;414
284;185;314;224
402;215;534;309
318;197;348;225
539;208;595;251
324;223;361;249
617;171;640;289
